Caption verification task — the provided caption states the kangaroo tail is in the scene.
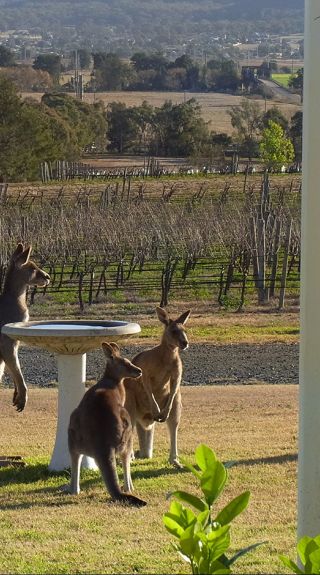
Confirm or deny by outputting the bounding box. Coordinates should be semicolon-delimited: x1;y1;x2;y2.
115;493;147;507
95;449;146;507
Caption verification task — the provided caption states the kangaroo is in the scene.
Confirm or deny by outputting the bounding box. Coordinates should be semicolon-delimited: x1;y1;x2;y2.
67;342;147;507
0;243;50;411
124;307;190;468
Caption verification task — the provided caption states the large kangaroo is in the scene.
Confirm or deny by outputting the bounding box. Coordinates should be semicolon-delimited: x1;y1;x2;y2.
0;243;50;411
67;342;147;507
124;307;190;468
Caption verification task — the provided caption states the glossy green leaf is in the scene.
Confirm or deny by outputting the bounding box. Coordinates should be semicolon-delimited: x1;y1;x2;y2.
200;461;227;506
304;539;320;574
179;524;198;556
163;514;185;538
195;444;217;472
297;536;314;566
182;460;202;480
169;490;208;512
307;547;320;574
215;491;250;526
279;555;304;574
208;559;231;575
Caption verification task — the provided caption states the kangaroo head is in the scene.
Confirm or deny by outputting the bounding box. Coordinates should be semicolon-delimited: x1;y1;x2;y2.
102;342;142;380
11;243;50;288
156;306;190;351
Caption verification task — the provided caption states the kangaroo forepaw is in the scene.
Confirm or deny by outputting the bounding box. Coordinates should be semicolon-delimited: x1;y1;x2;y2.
12;389;27;412
156;409;170;423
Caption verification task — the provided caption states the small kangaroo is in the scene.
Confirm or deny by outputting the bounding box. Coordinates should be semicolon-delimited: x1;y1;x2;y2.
67;342;147;507
124;307;190;468
0;243;50;411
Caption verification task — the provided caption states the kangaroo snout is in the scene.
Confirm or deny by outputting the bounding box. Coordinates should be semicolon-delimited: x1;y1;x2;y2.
131;365;142;378
179;339;189;351
37;273;50;287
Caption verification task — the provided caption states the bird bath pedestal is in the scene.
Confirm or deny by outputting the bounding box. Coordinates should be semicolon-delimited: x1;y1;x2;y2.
2;320;141;471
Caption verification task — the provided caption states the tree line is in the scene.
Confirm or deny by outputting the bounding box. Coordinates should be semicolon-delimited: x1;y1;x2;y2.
0;72;302;181
0;43;303;99
90;52;241;93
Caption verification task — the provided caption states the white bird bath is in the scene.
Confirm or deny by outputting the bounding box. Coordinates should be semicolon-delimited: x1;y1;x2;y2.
2;320;141;471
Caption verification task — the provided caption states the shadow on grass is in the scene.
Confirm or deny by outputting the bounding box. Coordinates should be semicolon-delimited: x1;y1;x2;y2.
79;460;187;490
0;454;297;511
0;462;69;487
0;458;187;511
224;452;297;468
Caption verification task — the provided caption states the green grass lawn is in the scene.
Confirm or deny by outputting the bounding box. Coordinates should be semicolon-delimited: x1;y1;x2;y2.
0;385;298;574
271;74;293;88
0;302;300;573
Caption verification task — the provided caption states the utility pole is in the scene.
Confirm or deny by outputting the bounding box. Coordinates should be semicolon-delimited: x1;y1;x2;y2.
74;49;83;100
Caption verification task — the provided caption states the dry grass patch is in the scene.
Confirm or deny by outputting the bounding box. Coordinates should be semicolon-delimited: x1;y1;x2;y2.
22;91;301;135
0;385;297;574
29;298;300;346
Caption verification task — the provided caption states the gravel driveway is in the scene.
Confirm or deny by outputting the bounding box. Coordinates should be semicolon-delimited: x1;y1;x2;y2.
2;341;299;388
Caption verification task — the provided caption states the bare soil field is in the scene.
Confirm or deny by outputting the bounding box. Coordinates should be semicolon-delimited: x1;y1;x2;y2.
22;90;301;135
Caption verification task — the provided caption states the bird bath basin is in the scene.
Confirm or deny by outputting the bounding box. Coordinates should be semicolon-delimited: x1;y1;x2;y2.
2;320;141;471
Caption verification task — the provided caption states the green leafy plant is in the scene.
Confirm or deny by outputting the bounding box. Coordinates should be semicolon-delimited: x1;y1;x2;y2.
280;535;320;574
163;444;264;574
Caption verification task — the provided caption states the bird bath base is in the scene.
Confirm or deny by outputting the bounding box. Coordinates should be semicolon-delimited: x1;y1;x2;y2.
2;320;141;471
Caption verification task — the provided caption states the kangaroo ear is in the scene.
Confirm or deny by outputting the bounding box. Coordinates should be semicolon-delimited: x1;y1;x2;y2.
108;342;120;356
102;342;114;359
176;310;191;325
16;245;32;265
11;243;24;261
156;306;170;325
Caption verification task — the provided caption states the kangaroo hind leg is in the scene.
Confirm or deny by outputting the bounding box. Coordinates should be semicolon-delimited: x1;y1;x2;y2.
136;421;155;459
166;392;183;468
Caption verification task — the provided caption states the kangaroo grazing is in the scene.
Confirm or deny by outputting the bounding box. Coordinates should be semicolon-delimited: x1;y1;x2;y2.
0;243;50;411
66;342;147;507
124;307;190;468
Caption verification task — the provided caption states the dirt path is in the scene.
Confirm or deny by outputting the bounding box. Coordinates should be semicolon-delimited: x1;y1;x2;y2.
260;79;301;104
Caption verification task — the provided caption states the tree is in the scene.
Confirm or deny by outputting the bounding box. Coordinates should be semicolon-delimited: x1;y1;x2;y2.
106;102;141;153
0;76;72;181
153;99;210;157
93;52;134;90
0;45;16;67
288;67;303;91
106;101;156;154
42;93;107;156
229;99;262;159
1;65;53;91
290;110;303;164
261;106;289;133
33;53;62;83
259;120;294;171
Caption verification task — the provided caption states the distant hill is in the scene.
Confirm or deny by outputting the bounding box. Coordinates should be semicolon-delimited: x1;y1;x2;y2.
0;0;304;53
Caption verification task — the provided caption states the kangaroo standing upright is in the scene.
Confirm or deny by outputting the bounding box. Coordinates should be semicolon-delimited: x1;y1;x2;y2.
0;243;50;411
67;342;146;507
124;307;190;468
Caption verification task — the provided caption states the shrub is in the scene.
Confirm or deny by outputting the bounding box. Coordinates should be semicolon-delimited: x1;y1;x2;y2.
163;444;264;574
280;535;320;574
